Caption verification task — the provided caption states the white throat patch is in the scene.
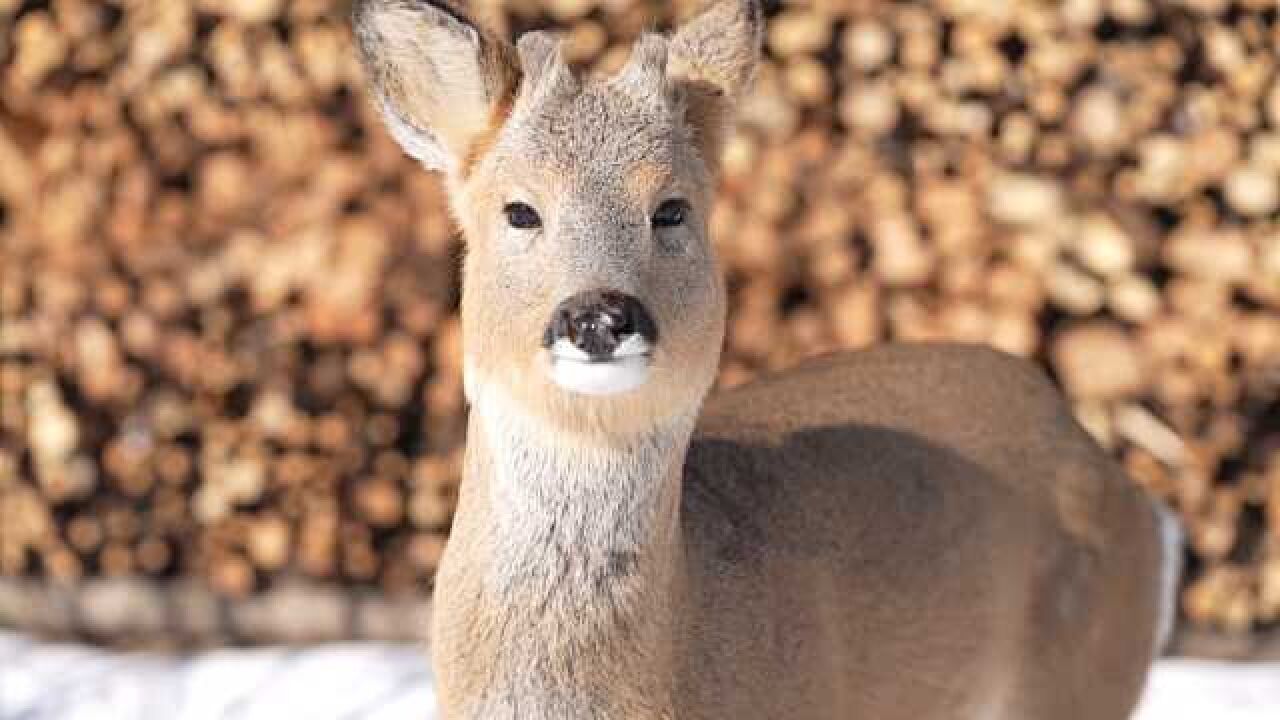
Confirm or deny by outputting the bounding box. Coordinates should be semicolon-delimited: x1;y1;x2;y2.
470;387;693;598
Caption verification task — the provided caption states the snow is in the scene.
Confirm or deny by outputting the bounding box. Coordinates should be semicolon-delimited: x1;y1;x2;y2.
1133;658;1280;720
1;633;1276;718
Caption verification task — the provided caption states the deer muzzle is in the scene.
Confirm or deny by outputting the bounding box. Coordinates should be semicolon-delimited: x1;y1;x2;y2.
542;289;658;396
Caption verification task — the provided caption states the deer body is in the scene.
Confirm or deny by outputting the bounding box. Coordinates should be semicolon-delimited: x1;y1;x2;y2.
434;346;1166;720
353;2;1176;718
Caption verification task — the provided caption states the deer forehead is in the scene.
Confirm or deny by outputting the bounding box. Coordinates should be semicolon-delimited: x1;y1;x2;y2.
486;84;692;196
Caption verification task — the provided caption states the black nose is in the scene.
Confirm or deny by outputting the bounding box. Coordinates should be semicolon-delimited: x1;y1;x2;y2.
543;290;658;359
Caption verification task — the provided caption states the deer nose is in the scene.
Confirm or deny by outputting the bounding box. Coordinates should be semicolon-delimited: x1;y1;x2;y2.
543;290;658;361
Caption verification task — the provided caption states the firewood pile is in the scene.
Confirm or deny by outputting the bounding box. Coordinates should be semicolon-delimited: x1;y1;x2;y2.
1;0;1279;642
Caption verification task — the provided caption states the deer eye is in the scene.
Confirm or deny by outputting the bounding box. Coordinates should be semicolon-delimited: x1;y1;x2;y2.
652;198;689;229
504;202;542;229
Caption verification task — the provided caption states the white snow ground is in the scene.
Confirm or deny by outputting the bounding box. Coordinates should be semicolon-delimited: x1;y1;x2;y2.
0;632;1276;719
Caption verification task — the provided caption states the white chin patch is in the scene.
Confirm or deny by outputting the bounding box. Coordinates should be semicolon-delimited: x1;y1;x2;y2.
550;356;651;396
547;337;652;396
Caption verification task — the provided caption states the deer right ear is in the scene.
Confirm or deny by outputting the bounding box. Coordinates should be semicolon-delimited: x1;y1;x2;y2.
352;0;519;174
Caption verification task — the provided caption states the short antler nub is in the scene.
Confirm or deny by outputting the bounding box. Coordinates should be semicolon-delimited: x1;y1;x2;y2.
608;34;671;106
516;31;579;104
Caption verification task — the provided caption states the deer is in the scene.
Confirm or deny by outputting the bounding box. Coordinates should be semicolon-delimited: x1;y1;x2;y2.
351;1;1182;718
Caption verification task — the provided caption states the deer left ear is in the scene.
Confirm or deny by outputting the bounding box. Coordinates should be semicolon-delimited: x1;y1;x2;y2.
352;0;519;174
667;0;764;166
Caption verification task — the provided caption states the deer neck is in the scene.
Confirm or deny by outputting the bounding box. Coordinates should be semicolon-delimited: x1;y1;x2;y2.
434;385;695;719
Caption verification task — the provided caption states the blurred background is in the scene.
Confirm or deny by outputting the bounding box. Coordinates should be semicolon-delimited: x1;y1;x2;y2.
2;0;1280;654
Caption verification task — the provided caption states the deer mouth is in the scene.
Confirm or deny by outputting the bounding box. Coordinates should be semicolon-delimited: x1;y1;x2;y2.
546;335;652;396
540;289;658;396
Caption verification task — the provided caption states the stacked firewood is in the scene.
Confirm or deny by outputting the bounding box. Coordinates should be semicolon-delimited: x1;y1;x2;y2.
2;0;1279;640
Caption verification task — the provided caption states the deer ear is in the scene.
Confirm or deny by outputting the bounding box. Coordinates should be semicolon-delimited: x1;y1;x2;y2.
352;0;519;173
668;0;764;164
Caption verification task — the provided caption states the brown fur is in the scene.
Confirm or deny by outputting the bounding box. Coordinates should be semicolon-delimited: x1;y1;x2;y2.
352;2;1167;718
680;346;1162;719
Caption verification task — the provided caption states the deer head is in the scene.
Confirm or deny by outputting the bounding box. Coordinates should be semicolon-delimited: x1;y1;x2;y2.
353;0;763;438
